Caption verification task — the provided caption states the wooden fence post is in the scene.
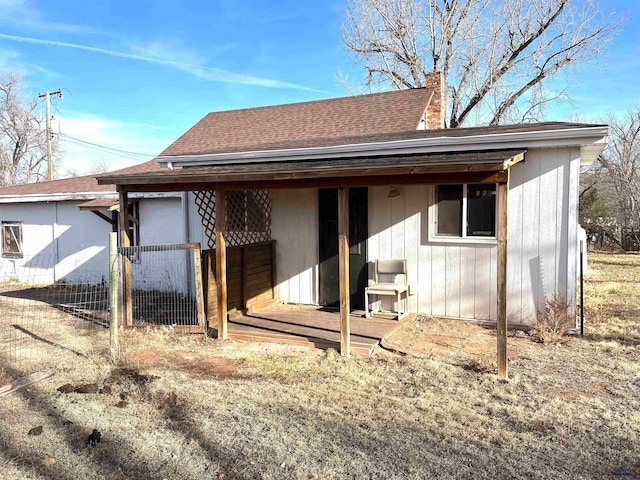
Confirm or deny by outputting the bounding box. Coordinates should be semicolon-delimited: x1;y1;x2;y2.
118;190;133;326
497;171;509;380
109;232;120;359
192;244;207;336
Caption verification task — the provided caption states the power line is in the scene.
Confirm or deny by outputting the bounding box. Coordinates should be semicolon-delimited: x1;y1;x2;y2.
58;136;155;162
57;133;156;159
58;133;154;157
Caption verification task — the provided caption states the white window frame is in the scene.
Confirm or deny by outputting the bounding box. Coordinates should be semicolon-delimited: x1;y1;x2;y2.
2;221;24;258
428;184;498;244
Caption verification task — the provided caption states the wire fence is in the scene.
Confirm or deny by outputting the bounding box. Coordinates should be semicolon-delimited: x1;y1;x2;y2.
118;244;205;333
0;241;205;378
0;253;111;375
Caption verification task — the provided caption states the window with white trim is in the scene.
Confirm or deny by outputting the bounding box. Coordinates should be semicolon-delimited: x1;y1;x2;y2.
431;184;497;241
2;221;23;258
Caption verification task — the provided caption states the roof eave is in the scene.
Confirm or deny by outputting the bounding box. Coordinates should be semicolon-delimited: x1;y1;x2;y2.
0;192;118;204
154;125;609;168
0;191;184;204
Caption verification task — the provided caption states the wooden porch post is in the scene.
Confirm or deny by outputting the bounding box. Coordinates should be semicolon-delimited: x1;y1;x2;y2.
497;170;510;380
338;186;351;356
215;190;228;340
118;190;133;326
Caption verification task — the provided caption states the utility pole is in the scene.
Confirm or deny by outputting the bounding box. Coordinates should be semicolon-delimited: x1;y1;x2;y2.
38;90;62;181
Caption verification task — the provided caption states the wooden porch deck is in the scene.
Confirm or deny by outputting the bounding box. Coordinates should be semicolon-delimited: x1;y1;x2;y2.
210;305;413;356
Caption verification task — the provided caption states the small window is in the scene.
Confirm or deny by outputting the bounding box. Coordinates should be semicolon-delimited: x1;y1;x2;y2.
2;221;23;258
435;185;462;236
467;184;496;237
432;184;497;241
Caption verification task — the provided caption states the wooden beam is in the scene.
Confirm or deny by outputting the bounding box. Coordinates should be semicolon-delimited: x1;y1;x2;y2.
118;190;133;327
90;210;115;225
98;149;526;188
215;190;228;340
505;152;526;168
497;170;510;380
338;186;350;356
116;171;508;194
192;245;206;335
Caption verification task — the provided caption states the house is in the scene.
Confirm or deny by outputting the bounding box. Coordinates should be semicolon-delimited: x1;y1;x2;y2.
97;73;608;375
0;161;193;286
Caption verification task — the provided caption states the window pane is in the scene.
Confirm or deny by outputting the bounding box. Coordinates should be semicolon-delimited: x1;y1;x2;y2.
467;184;496;237
3;223;23;257
436;185;462;236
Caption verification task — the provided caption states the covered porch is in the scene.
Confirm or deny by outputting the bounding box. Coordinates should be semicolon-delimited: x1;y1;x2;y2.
99;148;520;379
215;304;413;356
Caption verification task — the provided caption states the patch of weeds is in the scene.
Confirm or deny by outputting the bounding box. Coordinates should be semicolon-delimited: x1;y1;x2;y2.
532;294;572;344
239;353;326;382
463;352;496;374
583;301;610;325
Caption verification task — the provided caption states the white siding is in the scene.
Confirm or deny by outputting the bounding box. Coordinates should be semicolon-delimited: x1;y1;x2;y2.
508;147;581;323
139;197;184;246
0;201;111;284
364;147;580;325
271;188;318;305
0;197;192;290
133;197;191;293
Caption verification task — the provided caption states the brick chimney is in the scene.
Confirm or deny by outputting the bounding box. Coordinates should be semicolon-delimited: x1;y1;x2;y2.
421;72;446;130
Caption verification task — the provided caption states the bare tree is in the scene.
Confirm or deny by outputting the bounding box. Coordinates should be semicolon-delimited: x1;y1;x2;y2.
88;161;110;175
0;73;59;186
342;0;621;127
596;109;640;250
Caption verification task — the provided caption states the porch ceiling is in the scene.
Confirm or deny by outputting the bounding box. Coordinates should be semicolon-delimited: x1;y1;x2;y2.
98;149;525;192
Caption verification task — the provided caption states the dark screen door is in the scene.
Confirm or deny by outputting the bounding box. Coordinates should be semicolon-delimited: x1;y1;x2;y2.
318;187;368;309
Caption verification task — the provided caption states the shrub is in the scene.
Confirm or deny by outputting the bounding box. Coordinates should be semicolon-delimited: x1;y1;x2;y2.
532;294;572;344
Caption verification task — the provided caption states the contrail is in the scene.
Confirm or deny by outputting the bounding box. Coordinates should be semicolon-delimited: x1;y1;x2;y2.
0;33;323;92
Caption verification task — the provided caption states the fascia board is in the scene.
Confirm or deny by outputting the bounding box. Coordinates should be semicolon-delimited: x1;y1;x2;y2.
156;126;609;168
0;191;184;204
0;192;117;204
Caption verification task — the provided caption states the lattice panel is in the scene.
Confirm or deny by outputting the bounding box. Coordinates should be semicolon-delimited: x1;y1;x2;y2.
193;190;217;248
193;190;271;248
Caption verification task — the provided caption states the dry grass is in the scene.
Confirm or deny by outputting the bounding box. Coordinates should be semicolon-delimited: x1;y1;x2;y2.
0;253;639;479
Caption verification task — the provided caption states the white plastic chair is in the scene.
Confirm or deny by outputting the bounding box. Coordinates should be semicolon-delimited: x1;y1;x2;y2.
364;259;409;320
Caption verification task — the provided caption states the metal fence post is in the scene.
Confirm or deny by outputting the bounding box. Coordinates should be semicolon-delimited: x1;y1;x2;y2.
109;232;120;359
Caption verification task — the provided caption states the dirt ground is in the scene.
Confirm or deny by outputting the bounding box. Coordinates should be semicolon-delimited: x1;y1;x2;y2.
385;314;540;361
0;252;639;479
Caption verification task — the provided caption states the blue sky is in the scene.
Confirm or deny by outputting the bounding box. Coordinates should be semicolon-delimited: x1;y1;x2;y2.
0;0;638;176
